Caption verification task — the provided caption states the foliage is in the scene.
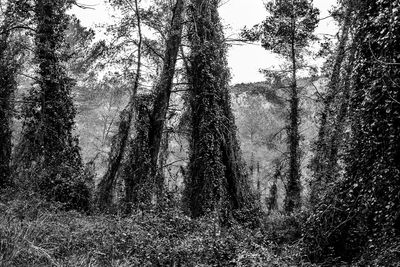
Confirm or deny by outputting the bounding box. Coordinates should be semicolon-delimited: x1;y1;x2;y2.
16;0;89;209
242;0;319;59
0;0;33;187
309;0;355;206
185;0;257;223
0;195;317;266
303;0;400;263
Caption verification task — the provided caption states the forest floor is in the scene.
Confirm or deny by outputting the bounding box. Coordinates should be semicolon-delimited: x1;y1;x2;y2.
0;191;338;267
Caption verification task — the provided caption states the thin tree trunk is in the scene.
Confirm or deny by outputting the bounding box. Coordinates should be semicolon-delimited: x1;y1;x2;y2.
310;4;353;205
0;29;14;188
121;0;184;211
96;0;143;211
148;0;184;201
96;103;135;210
313;4;352;175
285;11;301;213
268;161;281;214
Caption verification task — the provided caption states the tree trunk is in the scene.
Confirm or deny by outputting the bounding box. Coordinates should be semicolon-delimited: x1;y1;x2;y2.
119;0;184;212
96;103;135;211
285;12;301;213
310;4;353;205
18;0;82;181
96;0;143;211
148;0;184;202
327;46;356;173
123;95;152;212
268;161;281;214
0;30;14;188
186;0;256;224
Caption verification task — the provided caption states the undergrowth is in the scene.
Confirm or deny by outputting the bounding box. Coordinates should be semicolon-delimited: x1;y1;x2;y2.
0;192;317;267
1;192;392;266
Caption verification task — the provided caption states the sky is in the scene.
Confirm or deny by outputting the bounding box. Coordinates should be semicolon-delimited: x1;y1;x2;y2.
71;0;339;84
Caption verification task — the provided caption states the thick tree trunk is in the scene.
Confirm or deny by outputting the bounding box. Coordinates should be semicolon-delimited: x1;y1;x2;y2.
18;0;82;177
123;95;152;212
148;0;184;201
186;0;256;223
327;46;356;173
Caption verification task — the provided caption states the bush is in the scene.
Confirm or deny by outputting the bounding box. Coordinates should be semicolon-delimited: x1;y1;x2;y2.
262;211;304;245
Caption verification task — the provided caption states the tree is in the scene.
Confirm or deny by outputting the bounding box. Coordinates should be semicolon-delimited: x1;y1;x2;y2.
96;0;143;211
18;0;89;209
304;0;400;262
147;0;184;201
310;1;354;205
186;0;256;223
243;0;319;212
0;0;32;188
122;0;184;210
97;0;184;211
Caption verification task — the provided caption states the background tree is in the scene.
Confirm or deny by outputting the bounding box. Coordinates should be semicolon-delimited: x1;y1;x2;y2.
186;0;256;224
0;0;32;188
242;0;319;212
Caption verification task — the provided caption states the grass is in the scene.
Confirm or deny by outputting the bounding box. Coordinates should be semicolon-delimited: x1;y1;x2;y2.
0;192;319;266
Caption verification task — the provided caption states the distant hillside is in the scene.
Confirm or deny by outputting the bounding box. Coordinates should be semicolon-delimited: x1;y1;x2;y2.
231;77;324;107
231;82;285;106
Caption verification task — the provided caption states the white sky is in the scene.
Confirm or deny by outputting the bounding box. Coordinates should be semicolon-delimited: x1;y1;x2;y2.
71;0;339;84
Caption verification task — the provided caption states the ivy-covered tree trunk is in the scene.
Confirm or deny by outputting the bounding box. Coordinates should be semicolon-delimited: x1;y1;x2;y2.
0;30;15;188
326;46;355;173
98;0;183;211
148;0;184;202
20;0;78;164
310;3;353;205
285;23;301;212
96;0;143;211
186;0;256;223
343;0;400;248
123;95;152;212
18;0;89;210
304;0;400;261
96;103;135;211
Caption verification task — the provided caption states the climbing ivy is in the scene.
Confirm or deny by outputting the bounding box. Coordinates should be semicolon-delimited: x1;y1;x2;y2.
303;0;400;263
18;0;89;211
185;0;257;225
